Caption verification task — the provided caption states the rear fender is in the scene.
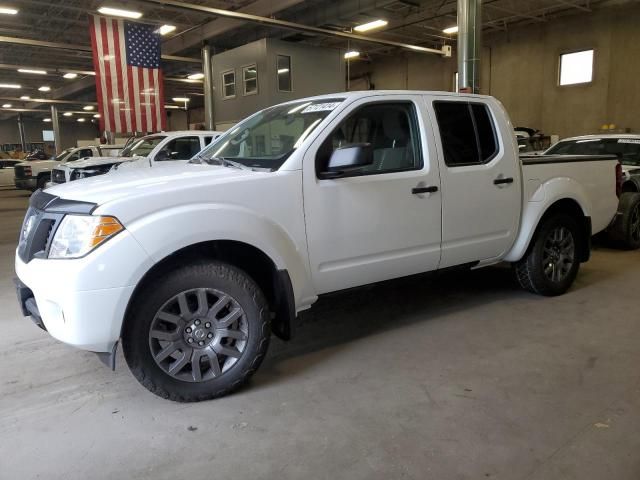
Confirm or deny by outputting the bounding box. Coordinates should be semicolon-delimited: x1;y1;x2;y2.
504;178;591;262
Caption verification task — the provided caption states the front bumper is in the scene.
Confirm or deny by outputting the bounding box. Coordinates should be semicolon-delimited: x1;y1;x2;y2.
15;229;154;353
15;177;36;190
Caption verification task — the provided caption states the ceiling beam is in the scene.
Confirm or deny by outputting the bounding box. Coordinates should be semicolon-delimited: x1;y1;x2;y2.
140;0;446;55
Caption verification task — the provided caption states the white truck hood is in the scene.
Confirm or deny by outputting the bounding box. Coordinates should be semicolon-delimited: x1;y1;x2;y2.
61;156;138;169
46;163;257;205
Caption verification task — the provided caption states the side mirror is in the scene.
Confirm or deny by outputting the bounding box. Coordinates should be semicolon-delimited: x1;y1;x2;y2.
155;149;169;162
322;143;374;177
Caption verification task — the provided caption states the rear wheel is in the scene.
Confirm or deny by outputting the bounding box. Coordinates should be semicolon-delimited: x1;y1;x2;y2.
122;261;270;402
607;192;640;250
515;213;581;296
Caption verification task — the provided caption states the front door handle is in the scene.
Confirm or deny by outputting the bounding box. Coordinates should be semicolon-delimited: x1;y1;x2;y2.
493;177;514;185
412;185;438;194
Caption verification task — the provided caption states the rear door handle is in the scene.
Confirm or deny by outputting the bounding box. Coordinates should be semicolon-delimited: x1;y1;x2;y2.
493;177;514;185
412;186;438;194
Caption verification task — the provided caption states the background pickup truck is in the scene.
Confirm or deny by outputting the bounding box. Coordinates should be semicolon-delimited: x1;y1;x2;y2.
13;145;123;191
49;130;221;185
15;91;619;402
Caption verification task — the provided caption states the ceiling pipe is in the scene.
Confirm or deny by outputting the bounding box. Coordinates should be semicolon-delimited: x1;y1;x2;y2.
139;0;448;56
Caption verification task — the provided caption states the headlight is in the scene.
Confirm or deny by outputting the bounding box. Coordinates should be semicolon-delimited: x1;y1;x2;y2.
49;215;124;259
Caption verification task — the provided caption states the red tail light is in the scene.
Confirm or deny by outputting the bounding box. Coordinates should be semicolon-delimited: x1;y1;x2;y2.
615;162;623;197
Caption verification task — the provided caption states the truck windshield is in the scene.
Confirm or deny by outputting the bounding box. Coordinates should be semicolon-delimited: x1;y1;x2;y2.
54;148;75;162
195;98;344;169
121;136;166;157
546;138;640;165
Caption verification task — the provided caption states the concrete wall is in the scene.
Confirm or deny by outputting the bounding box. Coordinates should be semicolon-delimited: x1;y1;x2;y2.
354;2;640;138
0;118;99;151
211;38;345;125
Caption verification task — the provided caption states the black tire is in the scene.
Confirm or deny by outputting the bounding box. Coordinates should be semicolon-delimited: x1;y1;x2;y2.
606;192;640;250
515;213;582;296
122;261;270;402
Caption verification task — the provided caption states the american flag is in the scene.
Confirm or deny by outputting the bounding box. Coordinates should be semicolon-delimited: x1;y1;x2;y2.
89;15;166;134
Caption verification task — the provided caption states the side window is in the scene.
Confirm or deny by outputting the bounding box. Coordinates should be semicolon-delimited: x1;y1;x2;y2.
316;102;422;177
80;149;93;157
434;101;498;167
68;153;80;162
204;136;213;145
162;137;201;160
222;70;235;99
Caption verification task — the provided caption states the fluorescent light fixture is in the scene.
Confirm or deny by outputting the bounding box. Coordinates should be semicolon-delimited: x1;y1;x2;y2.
164;105;180;109
344;51;360;59
18;68;47;75
2;103;11;108
63;72;78;79
93;113;101;118
97;6;142;19
172;97;189;102
354;19;388;32
43;118;51;122
0;83;20;88
38;86;51;92
443;25;458;34
20;95;30;100
77;118;86;122
63;112;73;117
0;7;18;14
83;105;95;111
277;68;290;74
187;72;204;80
157;24;176;35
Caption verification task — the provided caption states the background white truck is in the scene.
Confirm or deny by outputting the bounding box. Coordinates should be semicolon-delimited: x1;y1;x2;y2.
15;91;619;402
50;131;221;184
13;145;123;191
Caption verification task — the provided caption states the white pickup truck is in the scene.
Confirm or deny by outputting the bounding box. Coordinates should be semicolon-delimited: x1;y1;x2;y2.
15;91;619;402
13;145;123;191
50;131;221;185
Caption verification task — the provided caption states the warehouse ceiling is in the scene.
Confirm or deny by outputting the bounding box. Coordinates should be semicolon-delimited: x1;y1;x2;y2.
0;0;633;120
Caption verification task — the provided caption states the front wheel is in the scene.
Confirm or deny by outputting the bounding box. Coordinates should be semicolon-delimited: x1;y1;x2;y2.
515;213;582;296
122;261;271;402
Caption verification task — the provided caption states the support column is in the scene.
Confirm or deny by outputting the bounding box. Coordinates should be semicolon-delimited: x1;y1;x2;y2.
50;105;62;154
17;113;27;153
457;0;482;94
201;43;215;130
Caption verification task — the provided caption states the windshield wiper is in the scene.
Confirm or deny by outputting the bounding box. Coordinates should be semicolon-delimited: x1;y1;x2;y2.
221;158;250;170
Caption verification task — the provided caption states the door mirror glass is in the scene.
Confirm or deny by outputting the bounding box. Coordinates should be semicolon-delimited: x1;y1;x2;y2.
324;143;374;176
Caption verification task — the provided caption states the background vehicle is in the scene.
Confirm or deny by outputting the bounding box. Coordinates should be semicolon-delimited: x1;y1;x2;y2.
50;131;222;184
542;134;640;248
14;145;123;191
15;91;619;401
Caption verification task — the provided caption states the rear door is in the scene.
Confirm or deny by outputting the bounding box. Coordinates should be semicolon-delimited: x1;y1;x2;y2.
428;97;520;267
303;95;442;294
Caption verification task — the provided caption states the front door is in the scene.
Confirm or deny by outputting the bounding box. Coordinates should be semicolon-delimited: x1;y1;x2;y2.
303;96;442;295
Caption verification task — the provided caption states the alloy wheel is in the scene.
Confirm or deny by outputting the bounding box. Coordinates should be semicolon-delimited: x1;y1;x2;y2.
148;288;248;382
542;226;575;283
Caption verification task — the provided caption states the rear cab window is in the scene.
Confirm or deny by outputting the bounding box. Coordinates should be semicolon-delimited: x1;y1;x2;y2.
433;100;499;167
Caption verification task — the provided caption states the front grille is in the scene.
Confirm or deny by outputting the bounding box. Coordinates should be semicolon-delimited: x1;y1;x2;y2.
17;207;63;263
51;169;66;184
14;166;30;179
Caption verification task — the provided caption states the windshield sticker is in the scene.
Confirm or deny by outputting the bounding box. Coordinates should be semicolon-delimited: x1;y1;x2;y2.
618;139;640;144
301;102;342;114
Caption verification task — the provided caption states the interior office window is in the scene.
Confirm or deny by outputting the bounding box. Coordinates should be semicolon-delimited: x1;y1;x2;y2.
222;70;236;99
243;64;258;95
559;49;594;86
316;102;422;176
277;55;292;92
434;101;498;166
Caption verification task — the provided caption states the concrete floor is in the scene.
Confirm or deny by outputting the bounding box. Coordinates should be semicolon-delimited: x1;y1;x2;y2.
1;186;639;480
